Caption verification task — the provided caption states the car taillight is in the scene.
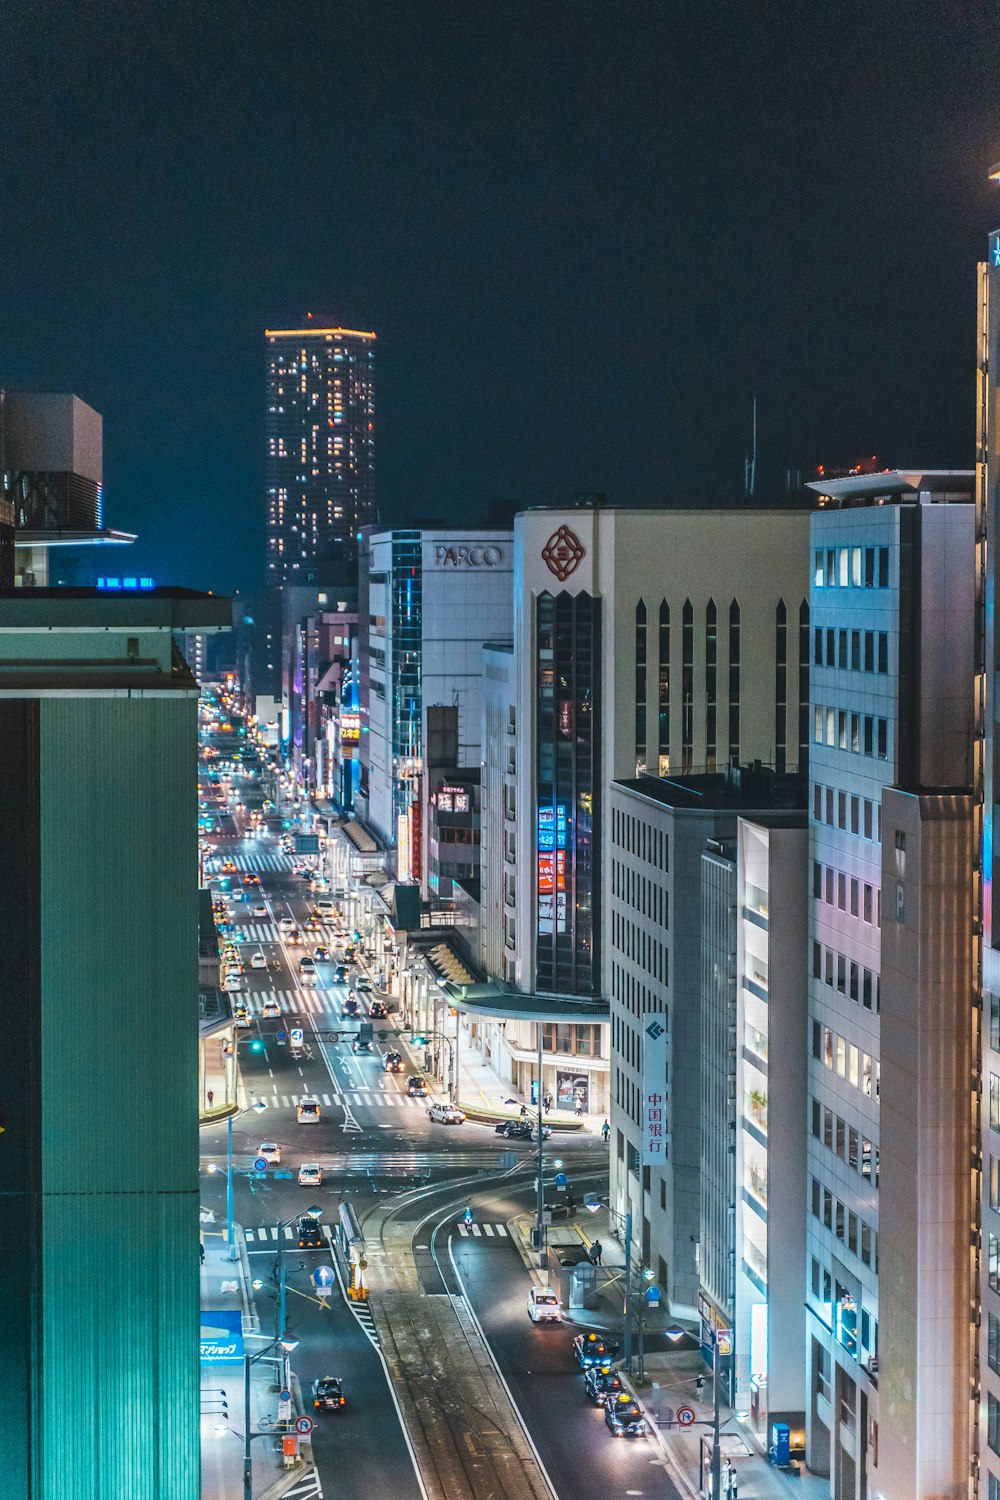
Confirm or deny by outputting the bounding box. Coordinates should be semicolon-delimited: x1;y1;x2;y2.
340;1396;345;1405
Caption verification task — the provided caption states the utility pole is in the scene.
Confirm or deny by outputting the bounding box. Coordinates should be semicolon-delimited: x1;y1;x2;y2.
622;1209;633;1372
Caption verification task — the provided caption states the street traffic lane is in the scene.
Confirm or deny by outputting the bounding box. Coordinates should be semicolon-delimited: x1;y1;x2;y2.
453;1231;683;1500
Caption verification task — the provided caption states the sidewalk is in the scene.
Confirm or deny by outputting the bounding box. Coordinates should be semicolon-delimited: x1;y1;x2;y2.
200;1219;314;1500
505;1206;826;1500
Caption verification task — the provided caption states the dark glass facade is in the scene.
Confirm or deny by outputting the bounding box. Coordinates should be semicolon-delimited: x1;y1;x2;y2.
391;533;422;826
265;327;375;586
535;590;601;997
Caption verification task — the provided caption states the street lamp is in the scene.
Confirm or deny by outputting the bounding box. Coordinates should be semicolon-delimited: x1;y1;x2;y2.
207;1098;268;1260
240;1335;299;1500
583;1193;634;1371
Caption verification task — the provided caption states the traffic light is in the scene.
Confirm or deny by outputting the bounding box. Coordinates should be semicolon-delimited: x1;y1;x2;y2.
411;1035;425;1047
250;1039;264;1053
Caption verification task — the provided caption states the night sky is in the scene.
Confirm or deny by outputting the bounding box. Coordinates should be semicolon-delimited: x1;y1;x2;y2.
2;1;998;595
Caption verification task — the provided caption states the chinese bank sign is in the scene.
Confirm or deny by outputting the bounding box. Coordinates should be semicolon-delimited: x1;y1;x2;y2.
641;1015;668;1165
200;1310;245;1364
433;543;504;567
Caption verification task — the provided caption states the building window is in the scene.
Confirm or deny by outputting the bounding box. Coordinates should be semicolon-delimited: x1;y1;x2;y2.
990;1313;1000;1376
990;1394;1000;1458
682;600;694;773
658;600;670;774
991;1233;1000;1294
728;599;741;764
635;600;647;775
775;599;787;773
705;599;717;772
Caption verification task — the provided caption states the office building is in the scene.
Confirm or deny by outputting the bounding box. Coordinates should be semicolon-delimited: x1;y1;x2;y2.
357;526;513;866
734;812;809;1438
607;767;805;1318
979;191;1000;1500
803;475;974;1500
264;321;375;587
0;585;231;1500
511;503;813;1005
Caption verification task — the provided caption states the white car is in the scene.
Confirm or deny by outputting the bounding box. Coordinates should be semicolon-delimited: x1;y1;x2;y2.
261;999;281;1019
258;1142;281;1164
315;900;335;917
250;951;268;970
278;915;295;933
297;1098;321;1124
252;903;268;918
298;1162;323;1186
224;974;243;993
428;1101;466;1124
527;1286;561;1323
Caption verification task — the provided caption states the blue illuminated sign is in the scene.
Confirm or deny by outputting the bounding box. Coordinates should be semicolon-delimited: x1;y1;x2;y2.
537;805;568;851
97;576;155;591
199;1309;245;1363
994;235;1000;269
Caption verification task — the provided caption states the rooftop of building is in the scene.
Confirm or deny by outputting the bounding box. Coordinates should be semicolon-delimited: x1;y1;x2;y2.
0;586;232;631
805;468;974;505
614;762;808;814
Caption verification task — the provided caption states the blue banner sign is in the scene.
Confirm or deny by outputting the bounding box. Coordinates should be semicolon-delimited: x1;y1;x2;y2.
200;1309;245;1363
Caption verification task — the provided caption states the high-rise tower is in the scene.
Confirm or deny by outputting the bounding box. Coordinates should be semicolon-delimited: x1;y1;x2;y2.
264;320;376;586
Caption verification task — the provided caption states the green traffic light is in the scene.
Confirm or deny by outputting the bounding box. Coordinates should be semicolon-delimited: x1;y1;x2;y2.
250;1039;264;1052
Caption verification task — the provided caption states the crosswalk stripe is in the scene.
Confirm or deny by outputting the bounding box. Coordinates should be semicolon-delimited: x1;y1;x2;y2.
458;1224;468;1237
321;1094;332;1106
483;1224;495;1237
495;1224;508;1237
470;1224;481;1237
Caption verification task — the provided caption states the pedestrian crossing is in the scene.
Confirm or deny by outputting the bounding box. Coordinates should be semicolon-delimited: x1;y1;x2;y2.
223;922;343;946
244;1222;334;1242
457;1222;509;1238
259;1090;427;1110
349;1297;381;1349
240;989;347;1016
281;1473;324;1500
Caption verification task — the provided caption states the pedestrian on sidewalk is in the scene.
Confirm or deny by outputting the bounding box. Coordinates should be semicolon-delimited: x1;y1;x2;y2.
520;1103;529;1119
589;1238;603;1266
543;1091;552;1112
575;1100;584;1118
601;1117;611;1143
207;1090;214;1109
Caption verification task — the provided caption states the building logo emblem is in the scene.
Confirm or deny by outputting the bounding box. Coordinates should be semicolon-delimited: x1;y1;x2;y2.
542;526;585;581
645;1019;665;1041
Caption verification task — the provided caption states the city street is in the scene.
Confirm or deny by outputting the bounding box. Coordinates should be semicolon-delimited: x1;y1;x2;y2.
199;736;629;1500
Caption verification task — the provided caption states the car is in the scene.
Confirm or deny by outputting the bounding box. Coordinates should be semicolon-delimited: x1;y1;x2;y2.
299;955;316;971
315;900;335;917
243;873;260;886
304;915;323;931
250;952;268;970
494;1120;534;1140
234;1005;251;1029
584;1364;624;1406
221;861;237;874
368;997;388;1018
355;975;372;993
527;1286;561;1323
353;1036;373;1054
334;964;349;984
573;1332;621;1368
605;1394;646;1437
406;1075;428;1097
428;1100;465;1124
314;946;330;962
224;974;243;993
287;929;302;945
342;998;359;1018
261;999;281;1019
298;1162;323;1186
257;1142;281;1164
297;1098;321;1124
278;915;295;933
252;903;268;917
383;1051;404;1073
297;1215;324;1248
312;1376;345;1411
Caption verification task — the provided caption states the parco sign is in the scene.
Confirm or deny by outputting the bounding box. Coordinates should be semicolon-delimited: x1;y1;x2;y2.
433;544;504;567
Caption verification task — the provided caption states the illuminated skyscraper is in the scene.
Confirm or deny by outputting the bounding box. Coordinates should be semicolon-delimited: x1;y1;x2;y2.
264;321;376;586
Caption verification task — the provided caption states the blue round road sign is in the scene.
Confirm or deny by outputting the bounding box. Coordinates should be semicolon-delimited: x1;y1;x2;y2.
253;1156;268;1173
554;1172;567;1188
275;1029;287;1043
312;1265;335;1287
646;1285;661;1304
279;1389;291;1403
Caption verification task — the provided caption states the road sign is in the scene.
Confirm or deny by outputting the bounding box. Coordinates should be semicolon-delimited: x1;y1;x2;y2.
290;1028;304;1045
279;1389;291;1403
554;1172;567;1188
676;1406;696;1426
646;1286;661;1304
312;1265;335;1288
275;1029;287;1044
253;1157;268;1173
294;1415;315;1436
